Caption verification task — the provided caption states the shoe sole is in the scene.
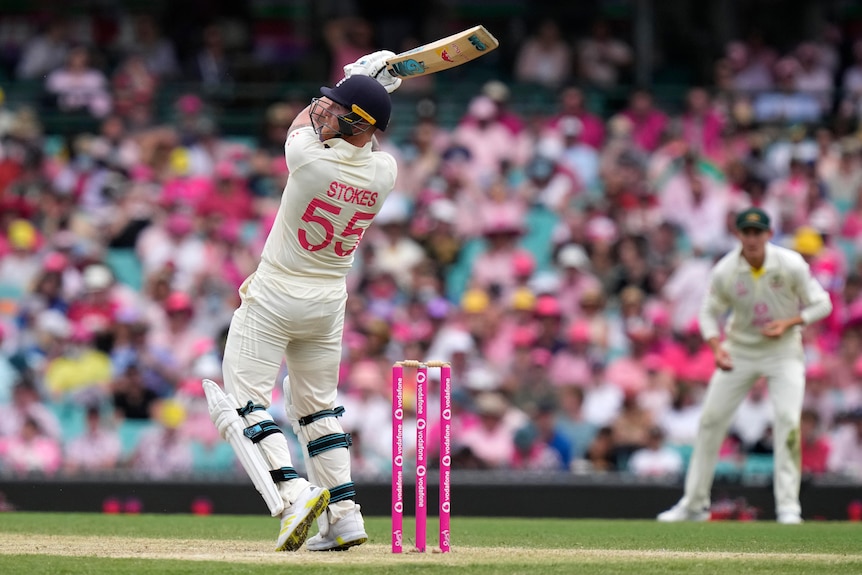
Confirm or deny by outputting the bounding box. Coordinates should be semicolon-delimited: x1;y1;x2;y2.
308;535;368;552
275;489;331;552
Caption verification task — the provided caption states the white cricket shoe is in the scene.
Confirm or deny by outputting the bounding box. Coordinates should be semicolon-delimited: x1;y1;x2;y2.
306;504;368;551
777;512;803;525
275;485;330;551
657;503;710;522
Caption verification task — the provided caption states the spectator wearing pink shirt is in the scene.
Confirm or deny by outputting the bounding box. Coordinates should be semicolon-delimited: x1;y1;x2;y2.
479;81;526;137
724;39;775;93
146;291;211;380
532;294;566;354
323;17;376;87
514;19;573;90
547;320;594;388
129;399;193;479
618;89;668;153
555;243;602;317
662;320;716;387
576;19;632;90
44;44;112;119
0;415;62;475
800;408;831;475
459;391;519;469
482;287;536;369
657;154;732;255
794;42;834;114
63;404;121;474
195;161;255;223
679;87;725;161
786;177;840;236
469;208;531;298
160;150;215;210
135;211;207;293
452;95;531;186
605;324;654;396
545;86;605;150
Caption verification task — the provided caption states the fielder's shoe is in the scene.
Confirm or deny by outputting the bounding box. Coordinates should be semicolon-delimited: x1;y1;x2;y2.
657;503;710;522
777;512;803;525
276;485;330;551
306;504;368;551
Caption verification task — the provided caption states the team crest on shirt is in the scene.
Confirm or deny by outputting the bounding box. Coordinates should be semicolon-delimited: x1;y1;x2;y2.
769;274;784;289
735;280;748;296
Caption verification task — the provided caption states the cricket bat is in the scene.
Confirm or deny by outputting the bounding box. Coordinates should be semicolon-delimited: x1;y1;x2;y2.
384;25;499;79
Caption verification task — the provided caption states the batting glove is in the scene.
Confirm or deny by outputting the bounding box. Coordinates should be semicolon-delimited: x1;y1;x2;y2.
343;50;402;93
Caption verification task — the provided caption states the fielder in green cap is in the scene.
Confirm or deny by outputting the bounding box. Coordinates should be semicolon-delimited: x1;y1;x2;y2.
658;204;832;525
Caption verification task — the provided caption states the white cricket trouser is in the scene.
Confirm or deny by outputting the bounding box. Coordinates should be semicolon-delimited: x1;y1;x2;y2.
222;266;348;502
679;342;805;517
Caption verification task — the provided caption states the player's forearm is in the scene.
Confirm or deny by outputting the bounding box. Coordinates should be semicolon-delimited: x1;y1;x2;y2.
799;294;832;326
698;296;725;342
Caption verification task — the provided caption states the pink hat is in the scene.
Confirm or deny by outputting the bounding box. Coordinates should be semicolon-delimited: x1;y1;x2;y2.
512;325;537;347
684;318;701;336
215;161;236;180
642;353;665;372
219;219;241;243
806;363;827;379
644;304;670;328
854;356;862;377
166;213;194;236
469;96;497;120
568;321;591;343
585;216;618;243
606;361;647;393
535;295;562;317
165;291;193;313
512;251;535;277
43;252;68;272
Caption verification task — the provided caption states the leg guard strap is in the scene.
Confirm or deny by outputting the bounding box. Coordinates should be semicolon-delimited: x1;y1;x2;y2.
244;420;283;443
298;406;346;426
307;433;352;457
237;401;267;417
329;482;356;503
270;466;300;482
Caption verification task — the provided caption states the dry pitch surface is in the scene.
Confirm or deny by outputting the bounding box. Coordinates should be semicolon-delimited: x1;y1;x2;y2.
1;533;859;566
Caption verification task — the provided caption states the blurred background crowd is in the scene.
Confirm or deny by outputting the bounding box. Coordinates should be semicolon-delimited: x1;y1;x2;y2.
0;0;862;485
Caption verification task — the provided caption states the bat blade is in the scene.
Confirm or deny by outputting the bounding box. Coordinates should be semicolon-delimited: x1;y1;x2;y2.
385;25;499;79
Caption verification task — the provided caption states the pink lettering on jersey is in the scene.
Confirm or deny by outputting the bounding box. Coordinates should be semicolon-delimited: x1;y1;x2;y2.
751;301;773;328
327;181;378;207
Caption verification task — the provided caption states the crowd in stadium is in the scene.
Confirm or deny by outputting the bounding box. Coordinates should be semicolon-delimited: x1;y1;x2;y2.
0;9;861;482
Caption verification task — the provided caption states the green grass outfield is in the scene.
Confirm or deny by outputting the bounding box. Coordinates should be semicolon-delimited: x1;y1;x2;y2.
0;513;860;574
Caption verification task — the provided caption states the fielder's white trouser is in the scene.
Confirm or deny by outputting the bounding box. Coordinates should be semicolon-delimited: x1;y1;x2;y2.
678;343;805;517
222;267;352;513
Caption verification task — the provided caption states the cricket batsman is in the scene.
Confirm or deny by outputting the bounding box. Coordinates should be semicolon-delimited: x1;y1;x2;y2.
658;207;832;524
203;52;402;551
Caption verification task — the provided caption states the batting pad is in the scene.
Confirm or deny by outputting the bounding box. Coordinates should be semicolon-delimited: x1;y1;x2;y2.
203;379;284;516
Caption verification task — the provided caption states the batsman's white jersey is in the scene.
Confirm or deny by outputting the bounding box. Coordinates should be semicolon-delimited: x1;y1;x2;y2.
260;127;397;280
220;124;397;517
678;242;831;518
